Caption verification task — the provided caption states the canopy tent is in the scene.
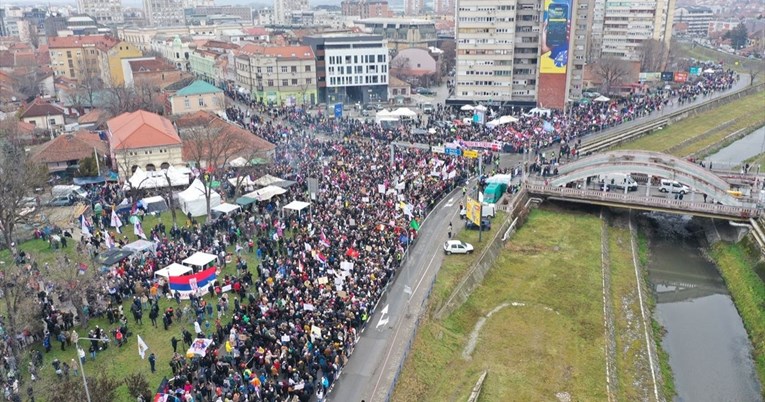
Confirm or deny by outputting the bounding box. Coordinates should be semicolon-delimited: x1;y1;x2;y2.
253;174;283;187
485;119;502;129
243;185;287;201
228;157;248;167
473;104;488;112
182;252;217;271
271;179;296;188
235;196;257;206
127;166;189;190
391;107;418;118
460;104;474;111
96;248;133;267
140;196;168;214
525;107;552;117
123;239;156;255
154;263;192;279
703;68;716;73
211;202;241;215
178;179;222;217
376;109;392;117
283;200;310;212
594;95;611;102
498;115;518;124
228;175;257;187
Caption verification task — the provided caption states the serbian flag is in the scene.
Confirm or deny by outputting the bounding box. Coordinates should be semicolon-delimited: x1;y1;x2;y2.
78;262;88;273
134;219;147;240
345;247;360;259
104;232;115;249
168;267;217;292
110;209;123;233
319;231;330;247
80;215;92;237
314;251;327;264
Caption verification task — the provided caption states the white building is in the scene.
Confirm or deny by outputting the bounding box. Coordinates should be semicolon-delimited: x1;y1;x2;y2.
273;0;308;25
587;0;675;61
150;35;194;71
304;33;389;105
143;0;186;26
674;6;714;37
77;0;124;24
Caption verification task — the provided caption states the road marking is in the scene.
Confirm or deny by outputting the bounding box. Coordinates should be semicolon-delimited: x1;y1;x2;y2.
443;197;455;208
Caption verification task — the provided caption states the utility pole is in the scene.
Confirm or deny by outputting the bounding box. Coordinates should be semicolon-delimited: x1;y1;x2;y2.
75;336;110;402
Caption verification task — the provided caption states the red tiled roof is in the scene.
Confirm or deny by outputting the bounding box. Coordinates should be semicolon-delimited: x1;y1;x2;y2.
244;27;268;36
30;131;108;164
128;58;177;73
200;40;240;50
48;35;119;51
107;110;181;150
237;44;314;60
176;111;275;163
19;98;65;119
78;109;109;125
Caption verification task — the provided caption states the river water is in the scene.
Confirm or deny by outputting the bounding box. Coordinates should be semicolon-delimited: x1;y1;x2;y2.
705;125;765;168
643;215;762;401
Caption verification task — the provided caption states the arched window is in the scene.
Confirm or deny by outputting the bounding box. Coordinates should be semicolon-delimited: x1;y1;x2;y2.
146;163;156;171
131;165;138;173
160;162;170;170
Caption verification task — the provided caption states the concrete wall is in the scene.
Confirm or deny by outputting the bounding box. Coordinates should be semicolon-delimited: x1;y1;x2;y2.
434;190;533;320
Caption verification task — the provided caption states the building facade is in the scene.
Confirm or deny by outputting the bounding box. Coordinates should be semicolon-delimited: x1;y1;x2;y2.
304;33;388;105
107;110;184;178
184;6;253;24
674;6;713;37
235;45;318;106
355;18;437;50
273;0;309;25
434;0;455;16
168;80;225;115
342;0;393;18
77;0;124;24
143;0;186;26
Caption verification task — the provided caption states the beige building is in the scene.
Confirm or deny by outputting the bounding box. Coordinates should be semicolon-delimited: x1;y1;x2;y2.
106;110;184;178
48;35;142;86
19;99;66;133
235;44;318;105
167;80;226;116
355;18;437;51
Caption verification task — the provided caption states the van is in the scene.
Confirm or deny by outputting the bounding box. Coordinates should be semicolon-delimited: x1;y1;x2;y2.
422;103;434;114
598;173;638;192
51;185;88;200
460;203;496;219
659;180;689;194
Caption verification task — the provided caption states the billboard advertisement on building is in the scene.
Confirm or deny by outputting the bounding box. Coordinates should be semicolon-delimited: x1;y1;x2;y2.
538;0;571;110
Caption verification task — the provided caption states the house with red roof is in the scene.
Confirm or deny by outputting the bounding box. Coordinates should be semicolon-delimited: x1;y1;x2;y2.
106;110;183;178
19;98;66;132
30;130;108;173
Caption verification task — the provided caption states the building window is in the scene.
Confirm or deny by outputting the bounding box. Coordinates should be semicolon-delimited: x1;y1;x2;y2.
305;65;311;72
291;66;297;73
266;66;273;73
306;78;312;84
256;67;262;73
267;79;274;86
281;66;288;73
184;98;190;109
282;80;288;87
198;98;205;107
291;79;298;85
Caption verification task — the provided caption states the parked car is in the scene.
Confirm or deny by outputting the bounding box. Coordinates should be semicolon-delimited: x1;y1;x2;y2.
465;217;492;230
47;196;74;207
659;179;689;194
422;102;434;114
444;240;474;255
415;87;436;96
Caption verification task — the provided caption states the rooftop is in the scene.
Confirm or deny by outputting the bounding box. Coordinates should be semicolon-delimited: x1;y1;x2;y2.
107;110;181;150
128;58;177;73
237;44;314;60
30;130;108;164
356;18;435;25
19;98;65;119
174;80;223;97
48;35;119;51
176;111;275;163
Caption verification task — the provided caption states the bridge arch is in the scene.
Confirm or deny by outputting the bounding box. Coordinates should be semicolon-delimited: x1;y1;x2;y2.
550;150;741;205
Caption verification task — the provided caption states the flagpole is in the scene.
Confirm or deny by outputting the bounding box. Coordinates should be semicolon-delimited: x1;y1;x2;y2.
94;146;100;177
75;336;110;402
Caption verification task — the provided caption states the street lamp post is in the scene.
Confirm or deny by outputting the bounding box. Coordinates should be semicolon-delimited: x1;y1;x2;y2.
75;337;110;402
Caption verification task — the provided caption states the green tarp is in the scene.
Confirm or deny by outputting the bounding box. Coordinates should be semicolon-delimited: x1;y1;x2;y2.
235;196;257;206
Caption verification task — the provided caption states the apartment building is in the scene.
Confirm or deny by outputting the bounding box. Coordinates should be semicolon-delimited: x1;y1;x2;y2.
49;35;142;85
355;18;437;50
674;6;713;37
434;0;455;16
586;0;675;61
273;0;309;25
235;45;318;106
342;0;393;19
143;0;186;26
189;41;239;87
77;0;124;24
304;33;388;105
404;0;425;16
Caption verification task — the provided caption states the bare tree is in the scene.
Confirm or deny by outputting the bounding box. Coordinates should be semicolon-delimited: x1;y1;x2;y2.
640;39;667;72
12;68;46;101
746;61;762;86
390;56;416;84
103;82;163;116
594;58;632;95
178;117;250;220
0;118;48;362
75;62;104;112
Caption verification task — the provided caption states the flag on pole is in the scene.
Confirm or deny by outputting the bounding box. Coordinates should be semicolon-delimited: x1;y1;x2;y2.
134;219;147;240
78;262;88;273
137;335;149;359
110;208;123;233
80;215;91;237
409;219;420;231
319;230;330;247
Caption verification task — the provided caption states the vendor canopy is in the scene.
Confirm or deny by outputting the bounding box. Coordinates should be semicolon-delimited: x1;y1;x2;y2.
253;174;283;187
283;200;310;212
178;179;222;217
154;263;192;279
127;166;189;190
123;239;156;254
244;185;286;201
182;251;217;269
211;202;240;214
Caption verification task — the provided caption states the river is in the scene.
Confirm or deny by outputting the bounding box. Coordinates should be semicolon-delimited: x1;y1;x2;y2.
705;125;765;168
643;214;762;402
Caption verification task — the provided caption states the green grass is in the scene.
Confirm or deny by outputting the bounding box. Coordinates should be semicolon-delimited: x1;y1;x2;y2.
672;41;765;79
709;242;765;391
741;153;765;171
393;209;608;402
616;91;765;156
608;225;657;401
1;210;259;401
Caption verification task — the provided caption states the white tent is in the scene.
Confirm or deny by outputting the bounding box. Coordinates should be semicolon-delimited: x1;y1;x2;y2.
182;251;218;270
253;174;283;187
499;115;518;124
140;196;168;214
474;104;488;112
123;239;156;255
376;109;392;117
244;185;287;201
178;179;222;217
154;263;192;279
594;95;611;102
703;68;716;73
228;175;257;190
391;108;417;118
525;107;552;117
283;200;310;212
229;157;248;167
486;119;501;129
460;104;474;111
212;202;241;215
127;166;189;190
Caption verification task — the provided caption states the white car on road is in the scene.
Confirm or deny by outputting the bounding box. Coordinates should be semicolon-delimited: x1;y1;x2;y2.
444;240;474;255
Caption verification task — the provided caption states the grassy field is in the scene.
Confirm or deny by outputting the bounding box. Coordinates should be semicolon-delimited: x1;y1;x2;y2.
616;91;765;156
742;153;765;170
1;209;259;401
393;208;609;402
709;242;765;391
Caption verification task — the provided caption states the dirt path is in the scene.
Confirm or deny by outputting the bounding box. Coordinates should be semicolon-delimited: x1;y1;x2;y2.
601;211;618;401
